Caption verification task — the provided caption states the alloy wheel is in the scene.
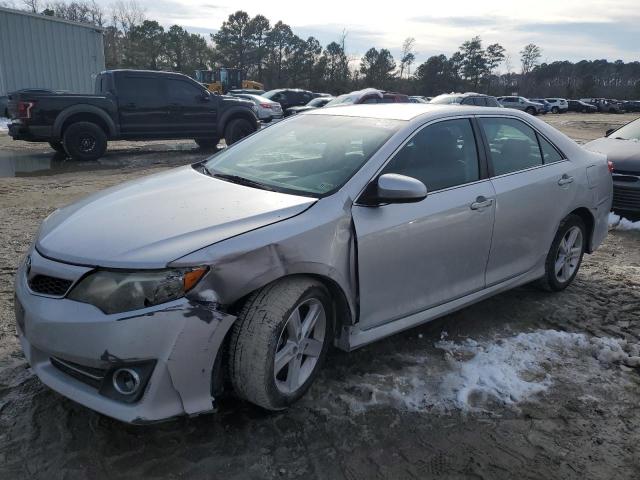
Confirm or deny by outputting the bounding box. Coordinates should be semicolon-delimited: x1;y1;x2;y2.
274;298;326;394
554;226;583;283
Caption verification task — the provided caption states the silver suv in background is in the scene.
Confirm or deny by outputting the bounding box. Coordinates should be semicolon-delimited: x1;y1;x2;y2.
545;98;568;113
497;96;545;115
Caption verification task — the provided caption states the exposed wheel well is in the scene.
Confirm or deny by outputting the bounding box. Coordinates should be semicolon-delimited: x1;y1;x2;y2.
61;113;110;138
569;207;595;253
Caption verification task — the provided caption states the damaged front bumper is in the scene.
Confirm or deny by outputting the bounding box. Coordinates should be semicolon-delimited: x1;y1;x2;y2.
15;251;236;424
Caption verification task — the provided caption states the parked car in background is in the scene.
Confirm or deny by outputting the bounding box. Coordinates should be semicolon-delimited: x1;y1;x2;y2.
497;96;545;115
15;103;611;423
230;93;283;122
568;100;598;113
324;88;410;107
263;89;314;112
530;98;552;114
545;98;569;113
620;100;640;113
580;98;625;113
430;92;501;107
7;70;259;160
286;96;334;116
229;88;266;96
409;96;429;103
312;93;332;98
585;117;640;215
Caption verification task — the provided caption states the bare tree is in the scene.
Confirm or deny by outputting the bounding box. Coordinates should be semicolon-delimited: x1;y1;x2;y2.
399;37;416;78
520;43;542;75
22;0;39;12
111;0;145;33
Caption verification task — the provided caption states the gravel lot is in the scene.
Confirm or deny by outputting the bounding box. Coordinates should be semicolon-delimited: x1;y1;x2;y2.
0;112;639;479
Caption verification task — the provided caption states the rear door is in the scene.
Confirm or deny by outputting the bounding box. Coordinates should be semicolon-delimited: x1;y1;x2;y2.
116;74;169;137
165;77;218;136
352;117;496;329
478;116;578;285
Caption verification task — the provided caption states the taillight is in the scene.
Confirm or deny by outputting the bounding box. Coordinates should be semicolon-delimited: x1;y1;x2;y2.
17;101;35;119
260;103;272;108
607;160;614;173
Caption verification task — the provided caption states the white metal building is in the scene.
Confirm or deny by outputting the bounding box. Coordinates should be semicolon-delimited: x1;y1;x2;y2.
0;7;105;97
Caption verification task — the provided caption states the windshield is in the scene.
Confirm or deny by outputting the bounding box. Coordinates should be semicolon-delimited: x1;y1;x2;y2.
610;118;640;141
203;115;403;196
429;95;462;104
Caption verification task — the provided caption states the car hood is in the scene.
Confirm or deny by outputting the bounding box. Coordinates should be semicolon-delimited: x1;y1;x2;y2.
36;166;316;268
584;137;640;172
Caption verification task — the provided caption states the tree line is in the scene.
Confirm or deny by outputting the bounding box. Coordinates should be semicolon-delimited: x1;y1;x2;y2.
8;0;640;98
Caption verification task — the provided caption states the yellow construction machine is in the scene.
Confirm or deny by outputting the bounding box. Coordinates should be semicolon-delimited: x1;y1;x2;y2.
194;68;264;94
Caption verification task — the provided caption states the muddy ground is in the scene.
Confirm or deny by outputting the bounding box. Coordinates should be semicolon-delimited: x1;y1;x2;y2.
0;112;639;479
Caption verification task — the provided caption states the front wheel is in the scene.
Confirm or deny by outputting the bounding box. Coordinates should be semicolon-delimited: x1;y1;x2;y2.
224;118;256;146
551;106;559;114
229;278;332;410
537;214;586;291
525;107;536;115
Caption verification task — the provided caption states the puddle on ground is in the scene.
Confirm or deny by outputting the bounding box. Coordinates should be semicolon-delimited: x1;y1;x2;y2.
0;150;126;178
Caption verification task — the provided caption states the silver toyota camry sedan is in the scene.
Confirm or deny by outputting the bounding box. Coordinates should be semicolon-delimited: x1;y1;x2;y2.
15;104;612;423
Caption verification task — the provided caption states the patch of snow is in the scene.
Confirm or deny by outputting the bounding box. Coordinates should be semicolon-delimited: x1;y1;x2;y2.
0;117;10;131
609;212;640;231
323;330;635;414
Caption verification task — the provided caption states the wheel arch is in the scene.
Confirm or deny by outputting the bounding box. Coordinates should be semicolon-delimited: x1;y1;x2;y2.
54;105;117;139
568;207;595;253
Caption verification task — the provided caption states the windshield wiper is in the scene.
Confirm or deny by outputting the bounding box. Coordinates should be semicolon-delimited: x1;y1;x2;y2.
211;172;277;192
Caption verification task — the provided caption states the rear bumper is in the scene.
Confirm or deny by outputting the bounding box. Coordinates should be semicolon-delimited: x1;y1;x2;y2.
15;250;236;424
8;121;53;141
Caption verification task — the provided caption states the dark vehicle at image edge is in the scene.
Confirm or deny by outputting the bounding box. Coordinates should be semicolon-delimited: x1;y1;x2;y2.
7;70;259;161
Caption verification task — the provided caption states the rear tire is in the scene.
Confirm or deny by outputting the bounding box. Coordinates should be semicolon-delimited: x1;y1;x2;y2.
48;141;66;154
224;118;256;146
229;277;332;410
62;122;107;161
551;106;559;114
194;137;220;150
536;214;586;292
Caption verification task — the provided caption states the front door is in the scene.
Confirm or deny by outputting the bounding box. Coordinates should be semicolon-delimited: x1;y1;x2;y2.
165;78;218;137
352;118;496;330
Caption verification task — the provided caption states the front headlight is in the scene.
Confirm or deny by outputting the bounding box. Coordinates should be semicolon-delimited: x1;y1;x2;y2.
67;267;208;314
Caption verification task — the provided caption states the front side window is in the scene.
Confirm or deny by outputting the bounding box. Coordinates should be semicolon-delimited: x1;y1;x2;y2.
480;117;543;175
380;118;480;192
166;79;203;102
204;115;403;196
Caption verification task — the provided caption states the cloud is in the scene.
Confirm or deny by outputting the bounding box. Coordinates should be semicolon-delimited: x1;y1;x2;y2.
411;15;499;27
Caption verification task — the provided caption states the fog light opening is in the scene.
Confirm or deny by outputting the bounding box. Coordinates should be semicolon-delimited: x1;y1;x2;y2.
112;368;141;395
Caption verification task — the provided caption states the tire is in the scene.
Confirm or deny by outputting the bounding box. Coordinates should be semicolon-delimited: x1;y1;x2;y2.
229;277;332;410
525;107;536;115
62;122;107;161
537;214;586;292
551;106;559;114
194;137;220;149
224;118;256;146
48;141;66;154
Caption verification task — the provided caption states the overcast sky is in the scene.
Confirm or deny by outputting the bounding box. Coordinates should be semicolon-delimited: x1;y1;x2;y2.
138;0;639;66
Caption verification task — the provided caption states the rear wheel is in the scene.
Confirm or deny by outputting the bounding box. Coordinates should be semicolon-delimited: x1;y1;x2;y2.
224;118;256;146
551;106;559;114
229;278;332;410
194;137;220;150
537;214;586;292
48;141;66;154
62;122;107;161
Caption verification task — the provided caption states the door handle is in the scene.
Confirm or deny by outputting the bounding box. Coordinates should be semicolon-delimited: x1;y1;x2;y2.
558;175;574;186
470;197;494;210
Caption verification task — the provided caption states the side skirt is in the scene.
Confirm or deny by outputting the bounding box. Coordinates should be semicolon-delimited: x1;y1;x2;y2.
337;266;544;352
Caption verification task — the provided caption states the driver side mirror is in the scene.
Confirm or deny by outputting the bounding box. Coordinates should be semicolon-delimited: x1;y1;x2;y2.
368;173;428;204
605;128;616;137
200;91;211;101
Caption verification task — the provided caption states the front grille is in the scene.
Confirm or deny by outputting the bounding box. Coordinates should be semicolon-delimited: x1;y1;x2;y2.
28;274;73;296
50;357;107;389
613;185;640;211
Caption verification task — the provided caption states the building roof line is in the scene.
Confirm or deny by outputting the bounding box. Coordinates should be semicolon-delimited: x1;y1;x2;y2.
0;6;105;32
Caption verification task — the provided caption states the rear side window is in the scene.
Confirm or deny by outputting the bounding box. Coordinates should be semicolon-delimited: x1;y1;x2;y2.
479;118;543;175
381;118;480;192
538;135;563;163
118;76;164;103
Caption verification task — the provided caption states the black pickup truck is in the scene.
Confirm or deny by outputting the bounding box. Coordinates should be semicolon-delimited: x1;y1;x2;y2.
7;70;259;161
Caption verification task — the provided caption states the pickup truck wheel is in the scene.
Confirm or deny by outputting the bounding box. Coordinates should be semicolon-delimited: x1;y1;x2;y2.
224;118;256;146
229;277;332;410
194;137;220;149
62;122;107;161
48;141;66;154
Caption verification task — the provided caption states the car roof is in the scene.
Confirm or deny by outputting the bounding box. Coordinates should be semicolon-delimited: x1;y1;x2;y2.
306;103;508;121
